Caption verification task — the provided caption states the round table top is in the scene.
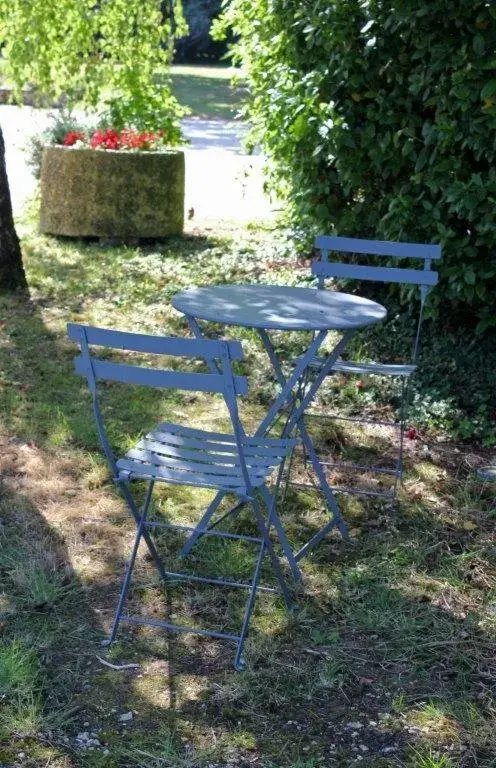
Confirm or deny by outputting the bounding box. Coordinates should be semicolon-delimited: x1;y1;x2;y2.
172;284;387;332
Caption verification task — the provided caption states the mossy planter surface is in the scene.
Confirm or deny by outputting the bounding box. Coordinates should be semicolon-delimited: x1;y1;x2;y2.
40;146;185;238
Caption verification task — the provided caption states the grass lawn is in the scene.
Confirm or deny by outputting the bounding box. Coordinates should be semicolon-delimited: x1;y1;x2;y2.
0;217;495;768
170;65;246;120
0;61;245;121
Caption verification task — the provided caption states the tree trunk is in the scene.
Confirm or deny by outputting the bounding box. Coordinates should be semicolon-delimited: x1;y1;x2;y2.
0;125;28;293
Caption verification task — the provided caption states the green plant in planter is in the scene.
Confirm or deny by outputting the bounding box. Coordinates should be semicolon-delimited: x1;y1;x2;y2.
0;0;188;135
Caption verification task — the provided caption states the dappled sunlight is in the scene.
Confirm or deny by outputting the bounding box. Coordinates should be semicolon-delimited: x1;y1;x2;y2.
1;223;495;765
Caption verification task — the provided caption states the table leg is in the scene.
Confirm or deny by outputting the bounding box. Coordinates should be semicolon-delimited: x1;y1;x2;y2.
256;328;354;559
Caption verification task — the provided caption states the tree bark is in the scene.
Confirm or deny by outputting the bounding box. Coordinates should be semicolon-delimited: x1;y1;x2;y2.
0;125;28;293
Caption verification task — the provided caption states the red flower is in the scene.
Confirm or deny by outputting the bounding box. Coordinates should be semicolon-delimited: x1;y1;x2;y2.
90;129;121;150
356;379;364;389
84;128;164;151
120;129;163;150
406;427;417;440
63;131;85;146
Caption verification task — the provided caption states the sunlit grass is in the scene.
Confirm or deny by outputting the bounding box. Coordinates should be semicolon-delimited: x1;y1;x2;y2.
0;220;495;765
170;63;246;120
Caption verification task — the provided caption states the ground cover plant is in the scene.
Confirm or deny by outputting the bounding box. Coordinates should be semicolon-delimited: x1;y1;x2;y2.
0;218;495;767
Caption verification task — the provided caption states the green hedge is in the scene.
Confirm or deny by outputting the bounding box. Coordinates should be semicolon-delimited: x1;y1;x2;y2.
218;0;496;333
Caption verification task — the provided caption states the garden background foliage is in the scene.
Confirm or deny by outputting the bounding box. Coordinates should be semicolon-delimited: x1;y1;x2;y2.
216;0;496;333
175;0;229;61
0;0;187;136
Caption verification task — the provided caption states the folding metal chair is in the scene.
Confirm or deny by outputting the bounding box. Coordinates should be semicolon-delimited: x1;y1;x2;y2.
295;236;441;501
67;323;298;670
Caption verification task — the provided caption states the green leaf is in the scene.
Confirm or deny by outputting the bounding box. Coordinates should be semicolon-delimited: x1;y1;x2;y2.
464;269;476;285
415;147;429;173
481;80;496;101
473;33;485;57
291;114;308;140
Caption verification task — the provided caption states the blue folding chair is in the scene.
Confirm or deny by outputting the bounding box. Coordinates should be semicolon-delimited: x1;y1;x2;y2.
67;323;298;670
296;236;441;501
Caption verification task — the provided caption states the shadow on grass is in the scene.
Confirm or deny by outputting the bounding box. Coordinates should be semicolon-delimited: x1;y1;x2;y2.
0;477;104;763
0;234;495;765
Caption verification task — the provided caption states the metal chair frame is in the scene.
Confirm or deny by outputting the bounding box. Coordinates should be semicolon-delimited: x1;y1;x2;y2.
68;323;298;670
300;235;441;501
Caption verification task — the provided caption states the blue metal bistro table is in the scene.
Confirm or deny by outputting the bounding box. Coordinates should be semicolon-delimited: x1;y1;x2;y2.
172;284;387;566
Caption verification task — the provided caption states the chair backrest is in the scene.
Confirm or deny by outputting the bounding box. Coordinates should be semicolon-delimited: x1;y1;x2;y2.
67;323;251;485
68;324;247;395
312;235;441;289
311;235;442;361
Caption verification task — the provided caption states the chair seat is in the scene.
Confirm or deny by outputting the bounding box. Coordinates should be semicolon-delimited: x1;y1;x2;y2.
307;356;416;377
116;422;297;492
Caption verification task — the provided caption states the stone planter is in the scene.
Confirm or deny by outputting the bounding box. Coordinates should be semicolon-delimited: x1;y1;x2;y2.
39;146;185;238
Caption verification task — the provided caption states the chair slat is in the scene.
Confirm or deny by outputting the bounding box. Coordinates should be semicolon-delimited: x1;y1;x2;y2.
73;356;248;395
315;235;441;260
126;448;270;478
312;261;438;286
306;356;416;376
154;422;295;448
332;360;416;377
67;323;244;360
116;458;251;489
148;428;292;458
135;438;281;469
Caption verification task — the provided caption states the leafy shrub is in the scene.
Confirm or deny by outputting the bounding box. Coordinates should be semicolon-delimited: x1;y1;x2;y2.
0;0;187;135
216;0;496;333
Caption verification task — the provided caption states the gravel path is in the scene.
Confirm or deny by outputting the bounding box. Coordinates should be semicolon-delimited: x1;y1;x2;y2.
1;106;273;222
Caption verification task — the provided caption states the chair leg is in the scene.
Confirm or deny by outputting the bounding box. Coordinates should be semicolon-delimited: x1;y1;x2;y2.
234;541;265;671
259;484;302;581
281;443;296;503
298;419;349;539
118;480;167;581
107;480;155;643
107;519;144;644
249;496;293;611
392;376;408;502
